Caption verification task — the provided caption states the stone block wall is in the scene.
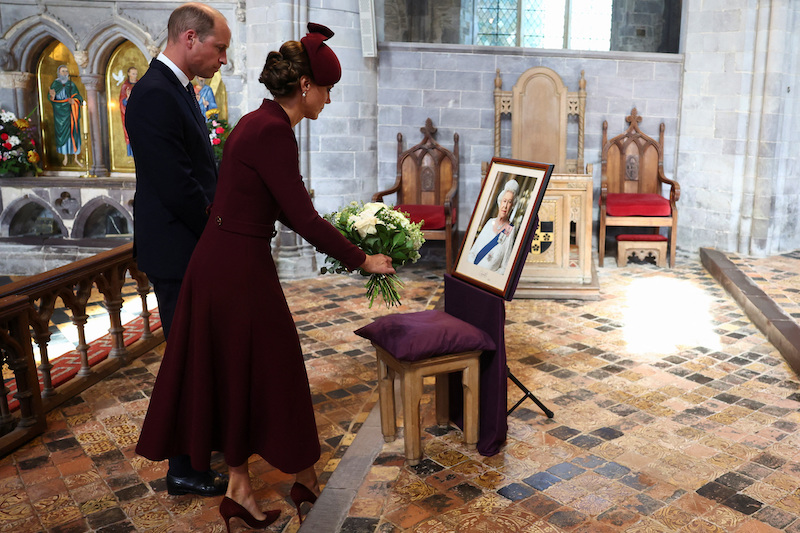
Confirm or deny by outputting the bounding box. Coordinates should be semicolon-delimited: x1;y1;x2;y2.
375;43;683;244
677;0;800;256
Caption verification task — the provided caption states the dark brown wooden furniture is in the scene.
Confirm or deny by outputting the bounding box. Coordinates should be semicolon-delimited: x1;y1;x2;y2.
599;108;680;267
373;118;459;272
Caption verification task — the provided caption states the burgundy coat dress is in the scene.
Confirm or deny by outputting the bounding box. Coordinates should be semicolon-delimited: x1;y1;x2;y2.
136;99;367;473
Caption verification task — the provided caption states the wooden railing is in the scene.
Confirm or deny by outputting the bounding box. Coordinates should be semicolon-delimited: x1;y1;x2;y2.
0;243;163;456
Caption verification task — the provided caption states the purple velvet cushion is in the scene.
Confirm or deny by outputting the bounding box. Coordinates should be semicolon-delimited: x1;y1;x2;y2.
354;310;496;362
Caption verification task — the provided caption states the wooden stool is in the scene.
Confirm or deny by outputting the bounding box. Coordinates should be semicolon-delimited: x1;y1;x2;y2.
617;234;668;267
372;343;480;466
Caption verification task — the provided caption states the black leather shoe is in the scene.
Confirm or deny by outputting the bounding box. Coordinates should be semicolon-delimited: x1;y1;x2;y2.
166;469;228;497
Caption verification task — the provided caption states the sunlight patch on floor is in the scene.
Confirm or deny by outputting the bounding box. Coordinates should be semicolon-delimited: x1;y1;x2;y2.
623;276;721;355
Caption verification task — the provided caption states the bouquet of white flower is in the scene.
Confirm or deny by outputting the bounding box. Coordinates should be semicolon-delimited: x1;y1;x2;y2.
322;201;425;307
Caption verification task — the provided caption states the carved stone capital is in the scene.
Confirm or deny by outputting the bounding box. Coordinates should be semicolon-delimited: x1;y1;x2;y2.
74;50;89;69
236;0;246;22
147;44;161;58
0;71;35;90
80;74;104;91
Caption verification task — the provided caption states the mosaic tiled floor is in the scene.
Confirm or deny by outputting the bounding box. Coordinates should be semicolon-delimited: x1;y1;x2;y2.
2;250;800;532
0;266;443;532
344;251;800;533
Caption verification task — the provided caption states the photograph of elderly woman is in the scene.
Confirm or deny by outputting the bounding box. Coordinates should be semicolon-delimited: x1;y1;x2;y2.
467;172;536;275
454;158;552;299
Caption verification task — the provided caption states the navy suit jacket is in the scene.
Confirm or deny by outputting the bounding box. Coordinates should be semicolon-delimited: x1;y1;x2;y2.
127;59;217;280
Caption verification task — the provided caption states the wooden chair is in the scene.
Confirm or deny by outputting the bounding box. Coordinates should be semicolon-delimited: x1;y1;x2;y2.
599;108;680;268
373;118;459;272
492;67;587;174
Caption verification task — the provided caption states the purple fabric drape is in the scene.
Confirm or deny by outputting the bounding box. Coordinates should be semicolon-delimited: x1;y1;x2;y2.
444;273;507;456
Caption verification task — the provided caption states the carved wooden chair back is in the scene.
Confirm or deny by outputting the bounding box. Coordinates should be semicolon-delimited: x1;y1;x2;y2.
373;118;459;272
395;120;458;208
493;66;587;174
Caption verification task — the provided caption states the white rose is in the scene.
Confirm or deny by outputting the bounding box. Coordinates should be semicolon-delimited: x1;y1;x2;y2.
362;202;385;216
7;136;20;147
353;213;380;238
0;111;16;123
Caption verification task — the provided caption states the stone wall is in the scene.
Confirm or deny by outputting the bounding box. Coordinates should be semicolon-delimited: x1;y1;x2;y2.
611;0;669;52
677;0;800;256
375;43;683;241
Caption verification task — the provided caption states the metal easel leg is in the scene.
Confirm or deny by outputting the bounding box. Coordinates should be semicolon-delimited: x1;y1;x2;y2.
507;366;554;418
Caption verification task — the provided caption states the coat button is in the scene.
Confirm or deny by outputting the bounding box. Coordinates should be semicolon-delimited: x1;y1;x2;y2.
216;216;222;225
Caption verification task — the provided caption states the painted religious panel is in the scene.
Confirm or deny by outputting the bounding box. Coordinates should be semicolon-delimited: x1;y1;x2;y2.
106;41;149;172
37;42;87;171
190;71;227;122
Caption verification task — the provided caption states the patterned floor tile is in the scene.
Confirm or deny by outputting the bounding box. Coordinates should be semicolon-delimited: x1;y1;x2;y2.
5;250;800;531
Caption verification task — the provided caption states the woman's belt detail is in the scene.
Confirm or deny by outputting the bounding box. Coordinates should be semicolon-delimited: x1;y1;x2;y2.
213;214;277;239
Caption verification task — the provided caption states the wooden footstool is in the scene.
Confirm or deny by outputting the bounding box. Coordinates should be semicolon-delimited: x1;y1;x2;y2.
372;343;480;466
354;310;495;466
617;234;668;267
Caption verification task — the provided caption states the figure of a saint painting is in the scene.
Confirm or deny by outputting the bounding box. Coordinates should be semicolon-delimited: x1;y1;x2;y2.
119;66;138;156
48;64;84;166
194;76;218;120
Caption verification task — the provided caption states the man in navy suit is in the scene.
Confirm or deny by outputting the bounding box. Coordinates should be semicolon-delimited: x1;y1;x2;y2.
127;2;231;497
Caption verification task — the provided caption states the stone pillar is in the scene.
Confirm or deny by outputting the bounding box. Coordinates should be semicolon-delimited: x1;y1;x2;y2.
80;74;109;177
247;0;316;280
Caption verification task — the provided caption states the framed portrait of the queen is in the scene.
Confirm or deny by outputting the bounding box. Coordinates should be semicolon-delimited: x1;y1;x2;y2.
453;158;553;300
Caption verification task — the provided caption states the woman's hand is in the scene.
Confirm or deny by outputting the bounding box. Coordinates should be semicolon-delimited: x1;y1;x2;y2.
360;254;396;274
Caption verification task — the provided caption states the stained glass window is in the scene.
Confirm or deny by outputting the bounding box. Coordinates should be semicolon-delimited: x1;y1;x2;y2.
473;0;610;50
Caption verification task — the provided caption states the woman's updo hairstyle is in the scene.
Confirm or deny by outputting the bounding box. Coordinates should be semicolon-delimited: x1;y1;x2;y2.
258;40;312;98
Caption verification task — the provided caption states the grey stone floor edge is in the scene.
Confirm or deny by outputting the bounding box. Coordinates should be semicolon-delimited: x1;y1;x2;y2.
299;404;385;532
700;247;800;376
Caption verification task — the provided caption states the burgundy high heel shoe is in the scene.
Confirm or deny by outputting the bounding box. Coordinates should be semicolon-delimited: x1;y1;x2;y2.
289;482;318;524
219;496;280;532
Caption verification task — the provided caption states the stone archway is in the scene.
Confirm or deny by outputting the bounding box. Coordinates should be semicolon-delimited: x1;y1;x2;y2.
71;196;132;239
1;195;67;238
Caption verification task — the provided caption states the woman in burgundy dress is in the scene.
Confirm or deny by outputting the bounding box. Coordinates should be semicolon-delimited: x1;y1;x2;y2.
136;23;394;531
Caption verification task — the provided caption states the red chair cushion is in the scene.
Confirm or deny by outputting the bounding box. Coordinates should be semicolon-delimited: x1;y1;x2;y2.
616;234;667;242
606;193;671;217
395;204;447;230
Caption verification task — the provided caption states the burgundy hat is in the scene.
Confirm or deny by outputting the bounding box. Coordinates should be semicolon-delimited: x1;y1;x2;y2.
301;22;341;86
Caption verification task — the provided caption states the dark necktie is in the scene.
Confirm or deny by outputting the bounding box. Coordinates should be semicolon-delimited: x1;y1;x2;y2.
186;82;203;118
